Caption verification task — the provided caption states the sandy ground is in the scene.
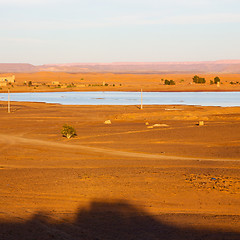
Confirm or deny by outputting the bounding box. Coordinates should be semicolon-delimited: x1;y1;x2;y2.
0;101;240;239
1;72;240;92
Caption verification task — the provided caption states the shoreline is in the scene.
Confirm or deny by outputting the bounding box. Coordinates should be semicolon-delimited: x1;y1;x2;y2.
2;89;240;93
1;87;240;93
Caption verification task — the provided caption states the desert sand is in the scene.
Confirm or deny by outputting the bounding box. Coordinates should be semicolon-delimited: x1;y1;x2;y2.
0;100;240;239
1;72;240;92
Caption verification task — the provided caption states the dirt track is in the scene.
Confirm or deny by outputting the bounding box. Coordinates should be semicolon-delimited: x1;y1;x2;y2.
0;133;239;163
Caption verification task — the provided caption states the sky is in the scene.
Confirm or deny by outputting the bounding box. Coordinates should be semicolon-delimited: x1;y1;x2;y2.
0;0;240;64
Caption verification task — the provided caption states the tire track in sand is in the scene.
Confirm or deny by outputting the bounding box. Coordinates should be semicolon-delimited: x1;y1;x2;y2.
0;134;239;162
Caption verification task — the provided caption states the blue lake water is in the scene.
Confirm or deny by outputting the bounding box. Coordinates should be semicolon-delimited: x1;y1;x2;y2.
0;91;240;107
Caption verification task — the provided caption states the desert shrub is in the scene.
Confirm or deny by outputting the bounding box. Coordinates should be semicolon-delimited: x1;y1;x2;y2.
210;80;214;85
61;124;77;139
164;79;170;85
230;81;239;85
28;81;32;87
192;75;206;84
105;83;109;86
169;80;175;85
214;76;220;84
164;79;175;85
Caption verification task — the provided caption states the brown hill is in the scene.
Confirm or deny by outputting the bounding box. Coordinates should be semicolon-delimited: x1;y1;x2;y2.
0;63;36;73
38;60;240;73
1;61;240;73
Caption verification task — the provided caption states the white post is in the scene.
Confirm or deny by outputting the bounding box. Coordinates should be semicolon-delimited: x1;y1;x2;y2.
8;89;10;113
141;88;143;110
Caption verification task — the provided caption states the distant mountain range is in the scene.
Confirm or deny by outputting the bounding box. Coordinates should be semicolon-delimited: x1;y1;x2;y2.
1;60;240;73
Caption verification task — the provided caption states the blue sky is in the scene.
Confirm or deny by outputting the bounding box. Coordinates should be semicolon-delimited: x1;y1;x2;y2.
0;0;240;64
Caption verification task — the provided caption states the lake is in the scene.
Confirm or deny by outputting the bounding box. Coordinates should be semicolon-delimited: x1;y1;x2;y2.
0;91;240;107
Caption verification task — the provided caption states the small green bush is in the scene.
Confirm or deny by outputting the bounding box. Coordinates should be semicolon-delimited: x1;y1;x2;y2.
164;79;175;85
192;75;206;84
169;80;175;85
230;81;239;85
214;76;220;84
61;124;77;139
164;79;170;85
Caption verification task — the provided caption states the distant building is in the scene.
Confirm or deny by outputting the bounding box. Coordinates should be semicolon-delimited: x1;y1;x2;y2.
0;75;15;83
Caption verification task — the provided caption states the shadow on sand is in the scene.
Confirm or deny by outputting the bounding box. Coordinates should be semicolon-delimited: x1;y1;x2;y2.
0;200;239;240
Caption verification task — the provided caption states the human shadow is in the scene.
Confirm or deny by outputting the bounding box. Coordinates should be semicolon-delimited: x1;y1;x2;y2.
0;199;239;240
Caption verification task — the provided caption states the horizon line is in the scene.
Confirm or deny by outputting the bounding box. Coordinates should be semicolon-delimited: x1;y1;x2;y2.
1;59;240;66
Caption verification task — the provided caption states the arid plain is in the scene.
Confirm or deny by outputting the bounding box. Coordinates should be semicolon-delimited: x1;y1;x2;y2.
1;72;240;92
0;72;240;239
